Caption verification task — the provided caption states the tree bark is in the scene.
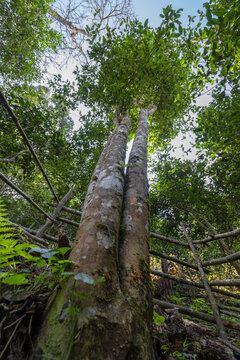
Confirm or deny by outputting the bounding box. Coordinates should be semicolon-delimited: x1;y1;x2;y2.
34;108;157;359
119;108;155;359
34;111;132;359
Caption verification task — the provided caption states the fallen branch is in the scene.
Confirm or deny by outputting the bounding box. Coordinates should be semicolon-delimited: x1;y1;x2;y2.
150;249;211;274
48;203;82;216
8;221;48;247
202;251;240;267
7;220;58;244
181;223;226;339
193;228;240;245
154;299;240;331
218;304;240;314
208;279;240;287
220;310;240;320
57;216;79;227
150;232;189;248
151;270;240;299
36;189;74;237
218;338;240;355
0;172;56;223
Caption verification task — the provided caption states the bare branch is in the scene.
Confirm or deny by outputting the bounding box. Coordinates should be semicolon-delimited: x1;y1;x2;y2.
151;270;240;299
48;0;133;57
193;227;240;245
48;6;90;37
154;299;240;332
0;90;59;202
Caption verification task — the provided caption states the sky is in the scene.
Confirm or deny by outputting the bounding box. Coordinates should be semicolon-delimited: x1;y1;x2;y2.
132;0;206;27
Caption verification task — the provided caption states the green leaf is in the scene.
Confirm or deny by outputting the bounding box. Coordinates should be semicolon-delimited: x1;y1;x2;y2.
74;273;95;284
153;310;165;324
2;274;29;285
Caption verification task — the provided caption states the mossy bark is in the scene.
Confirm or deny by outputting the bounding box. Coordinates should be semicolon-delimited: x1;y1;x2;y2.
33;109;156;360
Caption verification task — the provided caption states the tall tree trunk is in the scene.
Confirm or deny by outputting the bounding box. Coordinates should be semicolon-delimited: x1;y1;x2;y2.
34;112;132;360
34;108;156;359
119;107;156;359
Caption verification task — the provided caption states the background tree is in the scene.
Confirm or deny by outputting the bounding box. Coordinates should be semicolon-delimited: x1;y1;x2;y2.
0;0;62;84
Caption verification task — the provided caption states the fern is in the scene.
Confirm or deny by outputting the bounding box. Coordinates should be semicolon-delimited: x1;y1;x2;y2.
0;198;72;289
0;199;34;285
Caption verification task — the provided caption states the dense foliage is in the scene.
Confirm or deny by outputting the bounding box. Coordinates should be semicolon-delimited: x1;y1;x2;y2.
0;0;62;84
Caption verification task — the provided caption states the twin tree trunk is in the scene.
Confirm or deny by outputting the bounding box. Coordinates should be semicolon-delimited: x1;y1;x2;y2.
34;108;155;359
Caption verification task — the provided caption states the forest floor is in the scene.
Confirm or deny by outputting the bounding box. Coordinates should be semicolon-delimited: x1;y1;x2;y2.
0;271;240;359
153;279;240;360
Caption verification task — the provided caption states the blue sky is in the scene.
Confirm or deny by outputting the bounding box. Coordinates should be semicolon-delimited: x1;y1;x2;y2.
132;0;206;27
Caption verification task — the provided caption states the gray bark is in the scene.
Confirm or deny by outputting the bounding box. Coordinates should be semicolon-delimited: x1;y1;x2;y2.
34;112;133;360
119;108;155;359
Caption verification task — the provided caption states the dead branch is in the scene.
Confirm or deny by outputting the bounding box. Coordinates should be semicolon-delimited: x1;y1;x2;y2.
0;90;58;202
217;304;240;313
193;228;240;245
36;189;74;237
57;216;79;227
181;222;227;339
150;232;189;248
154;299;240;332
48;203;82;216
151;270;240;299
208;279;240;287
0;172;56;223
202;251;240;267
7;221;49;247
150;249;211;274
218;338;240;355
220;310;240;320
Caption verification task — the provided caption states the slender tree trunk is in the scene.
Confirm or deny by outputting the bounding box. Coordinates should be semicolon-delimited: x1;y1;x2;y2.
34;112;132;360
119;108;155;359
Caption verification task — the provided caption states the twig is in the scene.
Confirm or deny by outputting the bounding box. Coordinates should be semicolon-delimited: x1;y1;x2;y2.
0;315;25;359
3;314;26;331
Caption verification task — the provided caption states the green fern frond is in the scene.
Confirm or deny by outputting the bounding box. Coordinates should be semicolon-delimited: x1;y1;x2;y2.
0;200;17;243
